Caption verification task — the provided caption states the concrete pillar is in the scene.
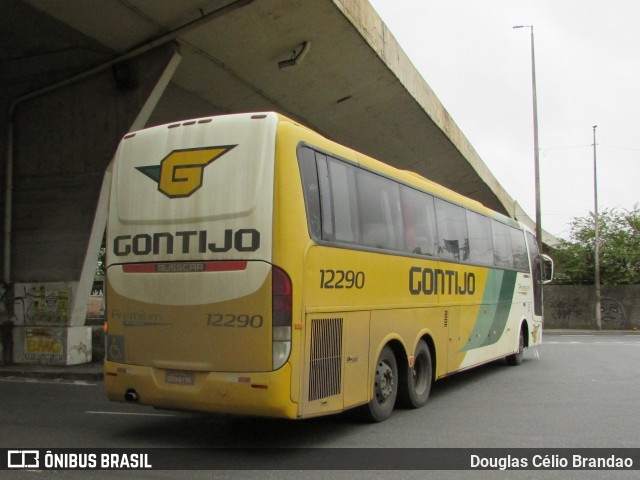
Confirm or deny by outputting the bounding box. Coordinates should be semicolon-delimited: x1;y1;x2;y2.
5;44;181;365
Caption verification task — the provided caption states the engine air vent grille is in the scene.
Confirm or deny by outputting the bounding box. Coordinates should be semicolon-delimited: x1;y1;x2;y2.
308;318;343;402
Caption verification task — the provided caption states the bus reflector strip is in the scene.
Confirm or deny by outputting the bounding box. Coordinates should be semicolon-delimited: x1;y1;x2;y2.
122;261;248;273
223;377;268;389
225;376;251;383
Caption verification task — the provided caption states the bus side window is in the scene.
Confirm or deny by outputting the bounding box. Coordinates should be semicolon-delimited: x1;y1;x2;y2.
400;186;437;256
357;169;404;251
510;228;529;271
525;232;538;275
466;210;493;265
326;158;360;243
316;153;334;241
491;220;514;269
435;198;469;262
297;146;322;240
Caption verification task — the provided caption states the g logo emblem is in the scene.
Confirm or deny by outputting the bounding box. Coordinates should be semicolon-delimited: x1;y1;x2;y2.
136;145;237;198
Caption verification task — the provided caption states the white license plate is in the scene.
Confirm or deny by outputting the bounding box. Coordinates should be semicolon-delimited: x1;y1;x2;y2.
165;371;195;385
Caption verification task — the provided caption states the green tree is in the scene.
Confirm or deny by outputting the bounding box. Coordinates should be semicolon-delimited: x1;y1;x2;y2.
549;205;640;285
95;236;106;282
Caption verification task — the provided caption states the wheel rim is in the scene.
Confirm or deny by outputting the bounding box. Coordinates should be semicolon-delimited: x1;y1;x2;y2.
375;359;395;404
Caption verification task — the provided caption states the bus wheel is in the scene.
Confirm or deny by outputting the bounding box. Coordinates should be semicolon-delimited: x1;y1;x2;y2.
506;328;525;366
365;345;398;422
398;340;432;408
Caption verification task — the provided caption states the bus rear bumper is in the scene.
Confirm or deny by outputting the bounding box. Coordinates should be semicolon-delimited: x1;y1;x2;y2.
104;361;298;419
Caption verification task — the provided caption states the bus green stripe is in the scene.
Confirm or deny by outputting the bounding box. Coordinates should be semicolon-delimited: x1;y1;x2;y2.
461;269;518;351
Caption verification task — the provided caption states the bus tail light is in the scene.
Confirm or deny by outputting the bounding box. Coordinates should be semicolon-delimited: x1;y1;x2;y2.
272;266;292;370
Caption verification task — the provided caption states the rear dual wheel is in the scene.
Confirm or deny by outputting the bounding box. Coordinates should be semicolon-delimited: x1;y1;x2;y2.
365;345;398;422
398;340;432;409
364;341;433;422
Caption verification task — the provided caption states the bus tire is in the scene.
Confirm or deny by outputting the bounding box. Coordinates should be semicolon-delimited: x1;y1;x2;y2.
364;345;398;422
506;327;525;366
398;340;432;409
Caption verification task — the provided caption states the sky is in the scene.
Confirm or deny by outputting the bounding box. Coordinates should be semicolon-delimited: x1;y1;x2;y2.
367;0;640;239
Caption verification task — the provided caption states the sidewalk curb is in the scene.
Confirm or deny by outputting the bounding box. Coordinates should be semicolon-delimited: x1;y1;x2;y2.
544;329;640;335
0;363;104;382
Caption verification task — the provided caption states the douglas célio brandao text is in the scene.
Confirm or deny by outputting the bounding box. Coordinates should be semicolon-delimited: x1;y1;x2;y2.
470;453;634;470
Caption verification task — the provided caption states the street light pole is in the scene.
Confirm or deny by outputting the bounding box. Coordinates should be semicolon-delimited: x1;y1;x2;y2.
514;25;542;252
593;125;602;330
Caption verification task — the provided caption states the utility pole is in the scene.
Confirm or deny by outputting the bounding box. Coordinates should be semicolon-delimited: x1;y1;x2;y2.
513;25;542;252
593;125;602;330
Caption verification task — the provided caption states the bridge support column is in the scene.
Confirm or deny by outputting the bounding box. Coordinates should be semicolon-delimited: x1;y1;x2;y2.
3;44;182;365
8;282;89;365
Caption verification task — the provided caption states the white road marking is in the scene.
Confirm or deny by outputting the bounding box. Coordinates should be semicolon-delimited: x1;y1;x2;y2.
545;340;640;345
0;376;96;386
85;410;178;417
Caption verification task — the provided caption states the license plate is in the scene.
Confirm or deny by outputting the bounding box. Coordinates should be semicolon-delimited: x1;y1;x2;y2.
165;370;195;385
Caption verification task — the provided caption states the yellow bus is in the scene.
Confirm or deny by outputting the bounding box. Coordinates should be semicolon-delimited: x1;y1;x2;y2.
104;112;552;421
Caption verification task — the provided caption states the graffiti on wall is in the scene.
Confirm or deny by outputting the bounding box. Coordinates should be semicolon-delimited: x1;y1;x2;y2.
549;298;584;323
544;285;638;329
548;295;628;329
24;327;65;362
601;297;627;329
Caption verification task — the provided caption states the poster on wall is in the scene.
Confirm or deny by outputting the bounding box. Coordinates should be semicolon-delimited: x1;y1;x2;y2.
24;327;65;362
31;287;70;325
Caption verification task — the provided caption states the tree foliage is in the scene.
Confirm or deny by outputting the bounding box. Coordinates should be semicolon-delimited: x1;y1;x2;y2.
95;237;106;281
549;205;640;285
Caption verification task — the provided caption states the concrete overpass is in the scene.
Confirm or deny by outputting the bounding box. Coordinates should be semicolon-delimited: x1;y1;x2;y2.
0;0;547;364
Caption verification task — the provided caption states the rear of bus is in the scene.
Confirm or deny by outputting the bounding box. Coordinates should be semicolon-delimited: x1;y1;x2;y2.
104;112;296;418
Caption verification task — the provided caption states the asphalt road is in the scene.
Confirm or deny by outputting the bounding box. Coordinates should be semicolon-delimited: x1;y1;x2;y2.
1;332;639;479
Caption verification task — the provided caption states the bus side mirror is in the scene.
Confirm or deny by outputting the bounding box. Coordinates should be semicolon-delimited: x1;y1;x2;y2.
541;254;554;284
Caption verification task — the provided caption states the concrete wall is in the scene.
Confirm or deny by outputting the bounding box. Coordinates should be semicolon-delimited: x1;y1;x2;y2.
11;44;178;283
544;284;640;330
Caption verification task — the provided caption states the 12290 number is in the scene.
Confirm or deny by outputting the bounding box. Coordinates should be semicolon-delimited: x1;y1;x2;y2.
320;269;365;289
206;313;264;328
